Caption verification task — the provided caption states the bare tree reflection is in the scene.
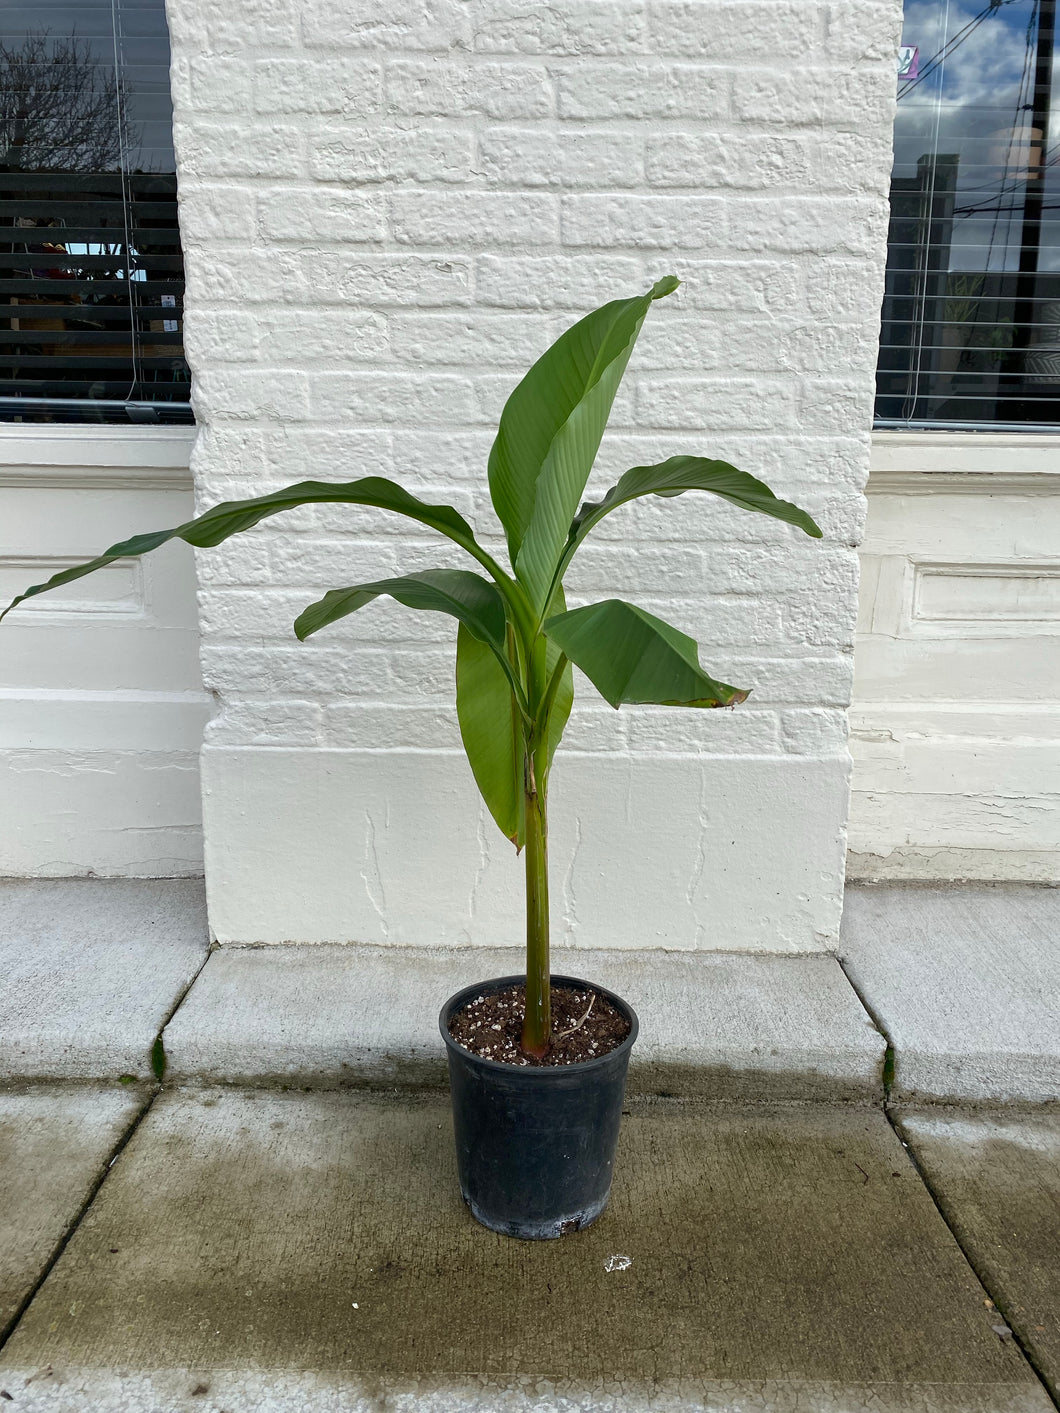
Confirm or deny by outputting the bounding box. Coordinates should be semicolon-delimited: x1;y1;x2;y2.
0;32;130;173
0;29;187;420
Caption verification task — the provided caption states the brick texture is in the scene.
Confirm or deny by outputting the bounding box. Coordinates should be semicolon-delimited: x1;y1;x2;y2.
167;0;901;947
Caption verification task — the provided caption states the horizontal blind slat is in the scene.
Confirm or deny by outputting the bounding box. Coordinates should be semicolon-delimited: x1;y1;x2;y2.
0;303;182;319
0;278;183;295
0;227;184;246
0;354;186;368
0;330;183;346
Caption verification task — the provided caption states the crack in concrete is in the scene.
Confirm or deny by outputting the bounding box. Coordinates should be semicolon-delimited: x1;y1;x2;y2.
893;1110;1060;1413
361;810;389;942
466;803;491;939
687;769;710;949
0;930;216;1355
561;814;583;945
154;935;218;1083
837;958;1060;1412
835;956;893;1105
0;1087;155;1356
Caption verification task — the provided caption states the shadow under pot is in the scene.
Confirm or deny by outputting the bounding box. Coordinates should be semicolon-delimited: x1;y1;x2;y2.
439;974;639;1240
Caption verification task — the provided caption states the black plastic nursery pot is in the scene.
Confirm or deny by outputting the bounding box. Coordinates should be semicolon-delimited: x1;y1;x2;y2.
439;974;639;1240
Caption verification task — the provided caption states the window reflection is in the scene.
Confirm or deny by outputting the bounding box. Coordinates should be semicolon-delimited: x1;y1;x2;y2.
0;0;191;424
877;0;1060;427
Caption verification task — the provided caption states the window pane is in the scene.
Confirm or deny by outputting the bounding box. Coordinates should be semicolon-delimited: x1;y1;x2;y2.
877;0;1060;428
0;0;192;425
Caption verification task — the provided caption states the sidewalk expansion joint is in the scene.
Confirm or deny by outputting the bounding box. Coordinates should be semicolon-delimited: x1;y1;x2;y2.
838;957;1059;1407
836;954;892;1104
0;1086;157;1356
895;1114;1060;1406
892;1110;1060;1412
154;941;217;1082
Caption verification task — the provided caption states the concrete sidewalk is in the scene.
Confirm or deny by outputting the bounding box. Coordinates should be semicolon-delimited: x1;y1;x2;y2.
841;883;1060;1103
5;878;1058;1104
1;879;1059;1411
0;1087;1055;1413
0;879;887;1098
0;879;208;1080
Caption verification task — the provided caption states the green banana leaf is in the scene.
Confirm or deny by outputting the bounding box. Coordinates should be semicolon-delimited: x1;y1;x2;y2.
294;569;507;652
562;456;822;579
456;587;574;848
456;623;525;846
544;598;748;709
0;478;498;624
488;275;679;612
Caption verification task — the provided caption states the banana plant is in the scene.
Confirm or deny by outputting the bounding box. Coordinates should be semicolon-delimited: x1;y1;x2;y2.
0;276;821;1058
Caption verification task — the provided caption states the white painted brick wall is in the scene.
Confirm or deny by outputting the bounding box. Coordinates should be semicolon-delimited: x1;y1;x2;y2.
166;0;901;950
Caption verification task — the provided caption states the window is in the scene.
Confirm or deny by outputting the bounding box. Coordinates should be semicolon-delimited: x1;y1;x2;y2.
877;0;1060;428
0;0;191;425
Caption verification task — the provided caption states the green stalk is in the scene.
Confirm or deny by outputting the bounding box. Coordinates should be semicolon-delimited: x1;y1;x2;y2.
521;632;552;1058
534;651;568;738
521;737;551;1058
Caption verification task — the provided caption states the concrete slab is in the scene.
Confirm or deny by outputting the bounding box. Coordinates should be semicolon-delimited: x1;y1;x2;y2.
899;1107;1060;1398
840;883;1060;1102
163;945;885;1099
0;879;209;1079
0;1090;1047;1412
0;1084;147;1339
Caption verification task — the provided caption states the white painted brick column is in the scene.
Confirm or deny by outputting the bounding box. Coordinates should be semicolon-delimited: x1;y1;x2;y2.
165;0;901;950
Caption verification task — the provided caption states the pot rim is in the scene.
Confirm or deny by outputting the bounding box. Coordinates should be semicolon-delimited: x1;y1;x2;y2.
439;972;639;1076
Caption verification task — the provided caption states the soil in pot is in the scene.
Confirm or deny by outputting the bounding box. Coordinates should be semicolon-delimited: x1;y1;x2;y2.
447;982;631;1066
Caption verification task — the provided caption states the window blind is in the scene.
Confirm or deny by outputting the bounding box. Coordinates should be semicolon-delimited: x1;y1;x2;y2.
876;0;1060;429
0;0;191;424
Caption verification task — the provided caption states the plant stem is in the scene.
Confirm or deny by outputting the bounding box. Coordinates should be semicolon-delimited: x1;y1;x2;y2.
521;741;551;1058
534;651;569;737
